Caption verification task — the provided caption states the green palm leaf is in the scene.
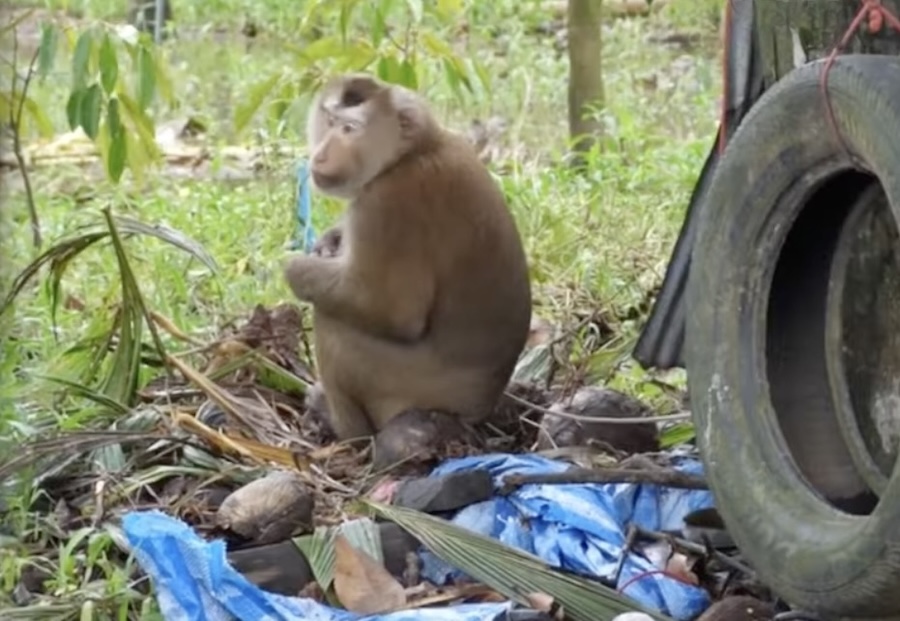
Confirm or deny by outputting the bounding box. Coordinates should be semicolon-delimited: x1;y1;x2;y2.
364;501;673;621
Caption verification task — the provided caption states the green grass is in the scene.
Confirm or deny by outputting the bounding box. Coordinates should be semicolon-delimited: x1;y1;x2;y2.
0;0;723;616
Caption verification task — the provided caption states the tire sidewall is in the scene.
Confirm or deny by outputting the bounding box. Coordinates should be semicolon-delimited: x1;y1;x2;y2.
687;55;900;615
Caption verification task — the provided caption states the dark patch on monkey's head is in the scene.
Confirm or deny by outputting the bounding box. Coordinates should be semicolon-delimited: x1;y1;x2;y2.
339;76;382;108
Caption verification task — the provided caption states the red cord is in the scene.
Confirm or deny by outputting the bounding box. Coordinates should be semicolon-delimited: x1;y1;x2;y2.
617;569;697;595
820;0;900;158
718;0;734;155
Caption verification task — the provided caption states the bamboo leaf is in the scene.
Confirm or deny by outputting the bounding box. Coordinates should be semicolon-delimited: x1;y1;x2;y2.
234;73;281;134
66;87;85;131
106;98;127;182
20;96;55;137
0;229;106;318
72;29;93;90
114;216;219;272
136;45;156;110
99;34;119;94
37;374;130;415
301;36;345;61
37;22;58;79
80;83;103;139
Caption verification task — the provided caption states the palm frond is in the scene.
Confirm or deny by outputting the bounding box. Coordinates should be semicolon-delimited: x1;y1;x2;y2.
364;501;673;621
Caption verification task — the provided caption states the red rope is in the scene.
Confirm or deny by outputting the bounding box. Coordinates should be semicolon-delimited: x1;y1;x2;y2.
617;568;697;595
820;0;900;158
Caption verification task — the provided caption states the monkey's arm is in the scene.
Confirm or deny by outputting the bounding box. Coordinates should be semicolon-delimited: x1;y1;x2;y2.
284;253;434;343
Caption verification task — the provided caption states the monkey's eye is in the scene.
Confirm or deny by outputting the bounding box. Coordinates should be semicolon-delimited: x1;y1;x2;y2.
341;122;360;134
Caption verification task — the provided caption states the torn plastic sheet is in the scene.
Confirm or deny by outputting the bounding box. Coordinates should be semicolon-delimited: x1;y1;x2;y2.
122;451;714;621
122;510;512;621
418;453;715;621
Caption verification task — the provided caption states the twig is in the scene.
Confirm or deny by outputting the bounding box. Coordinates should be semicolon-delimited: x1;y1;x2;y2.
503;391;693;424
632;526;755;577
500;466;708;493
8;35;43;249
612;524;638;585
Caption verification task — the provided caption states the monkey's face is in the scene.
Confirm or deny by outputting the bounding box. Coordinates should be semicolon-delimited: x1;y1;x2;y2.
307;78;410;199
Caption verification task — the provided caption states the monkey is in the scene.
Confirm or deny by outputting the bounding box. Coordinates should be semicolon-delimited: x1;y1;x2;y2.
309;221;344;258
284;73;533;445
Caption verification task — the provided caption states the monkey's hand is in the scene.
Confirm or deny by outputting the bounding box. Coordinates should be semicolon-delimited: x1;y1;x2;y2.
283;252;433;344
311;226;343;258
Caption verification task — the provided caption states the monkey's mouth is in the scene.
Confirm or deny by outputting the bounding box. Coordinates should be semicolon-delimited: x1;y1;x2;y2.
311;171;342;188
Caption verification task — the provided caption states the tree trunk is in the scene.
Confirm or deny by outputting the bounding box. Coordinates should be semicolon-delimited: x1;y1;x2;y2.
754;0;900;87
567;0;605;160
129;0;174;41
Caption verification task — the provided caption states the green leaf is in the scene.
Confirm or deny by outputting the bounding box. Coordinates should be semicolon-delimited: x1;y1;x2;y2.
37;22;58;79
338;0;357;44
66;87;84;130
376;55;404;85
370;7;386;48
99;34;119;94
234;73;282;134
293;517;382;596
473;59;493;97
420;31;455;57
151;49;175;105
106;98;127;182
366;502;673;621
99;209;148;406
660;422;696;448
117;91;159;159
301;35;345;61
80;83;103;139
20;96;55;137
136;45;156;110
72;29;93;90
114;216;219;272
399;59;417;89
37;374;130;415
442;57;464;101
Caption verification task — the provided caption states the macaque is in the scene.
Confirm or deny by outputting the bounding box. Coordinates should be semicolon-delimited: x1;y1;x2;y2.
284;73;532;444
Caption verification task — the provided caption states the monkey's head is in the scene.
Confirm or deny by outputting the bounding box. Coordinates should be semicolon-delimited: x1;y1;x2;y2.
306;73;434;199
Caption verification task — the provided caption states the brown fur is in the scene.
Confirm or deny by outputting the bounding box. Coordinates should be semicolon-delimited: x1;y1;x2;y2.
284;73;532;440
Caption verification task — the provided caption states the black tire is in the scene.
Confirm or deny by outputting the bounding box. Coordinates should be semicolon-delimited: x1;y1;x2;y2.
686;54;900;619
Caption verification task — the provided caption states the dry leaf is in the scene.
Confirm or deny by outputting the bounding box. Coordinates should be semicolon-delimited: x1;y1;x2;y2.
333;534;407;614
524;591;556;612
665;552;699;586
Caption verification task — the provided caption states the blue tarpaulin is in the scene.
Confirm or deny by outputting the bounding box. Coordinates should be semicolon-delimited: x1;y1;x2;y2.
123;452;715;621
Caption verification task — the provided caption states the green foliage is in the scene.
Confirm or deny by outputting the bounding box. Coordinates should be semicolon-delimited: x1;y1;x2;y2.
233;0;487;134
1;209;218;414
56;23;173;182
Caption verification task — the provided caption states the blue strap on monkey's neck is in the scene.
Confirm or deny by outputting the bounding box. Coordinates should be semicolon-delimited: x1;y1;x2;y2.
291;159;317;252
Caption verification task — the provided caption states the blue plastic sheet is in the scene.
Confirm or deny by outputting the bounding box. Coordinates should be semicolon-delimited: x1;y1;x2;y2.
122;510;512;621
418;453;715;621
122;451;716;621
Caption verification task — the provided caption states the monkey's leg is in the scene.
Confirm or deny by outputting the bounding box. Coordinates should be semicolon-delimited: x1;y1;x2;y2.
321;386;376;441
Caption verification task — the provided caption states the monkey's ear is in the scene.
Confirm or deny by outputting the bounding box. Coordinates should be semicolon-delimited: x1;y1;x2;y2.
390;88;427;139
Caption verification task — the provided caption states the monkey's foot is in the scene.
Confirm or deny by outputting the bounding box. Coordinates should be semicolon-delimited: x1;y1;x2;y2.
372;409;477;472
